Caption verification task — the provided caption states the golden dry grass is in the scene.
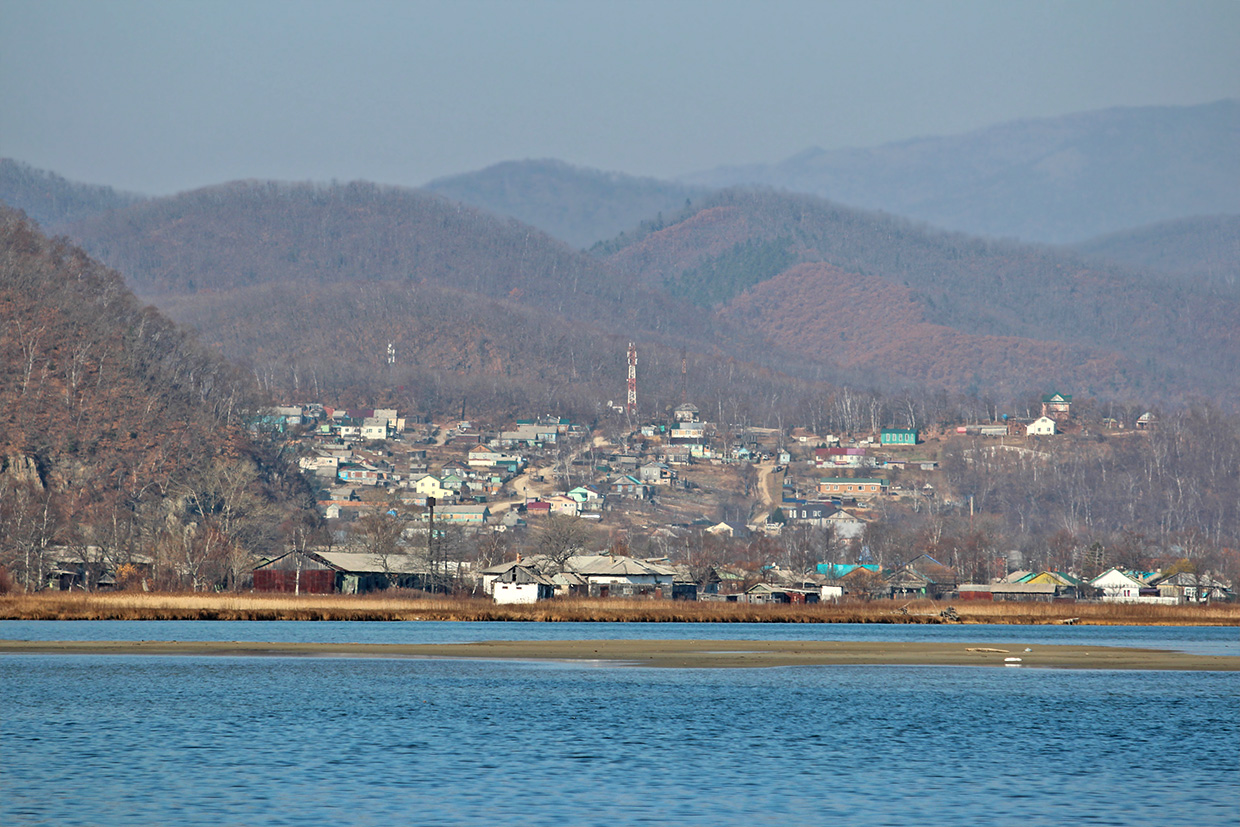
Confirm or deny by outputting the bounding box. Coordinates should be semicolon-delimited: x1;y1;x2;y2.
0;591;1236;625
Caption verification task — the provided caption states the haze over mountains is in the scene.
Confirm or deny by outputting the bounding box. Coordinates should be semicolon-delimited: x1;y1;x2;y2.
2;101;1238;417
425;160;709;250
679;100;1240;245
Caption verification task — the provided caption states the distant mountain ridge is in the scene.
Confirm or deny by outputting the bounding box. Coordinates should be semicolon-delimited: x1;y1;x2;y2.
602;188;1240;404
59;179;799;417
14;159;1240;413
1073;214;1240;288
678;101;1240;244
0;158;146;231
425;159;710;248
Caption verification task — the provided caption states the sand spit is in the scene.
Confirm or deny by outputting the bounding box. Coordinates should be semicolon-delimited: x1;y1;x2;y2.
2;639;1237;671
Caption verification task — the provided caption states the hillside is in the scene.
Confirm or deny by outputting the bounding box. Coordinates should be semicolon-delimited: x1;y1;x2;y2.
424;159;710;248
602;189;1240;404
60;180;808;417
1072;214;1240;289
679;101;1240;244
40;167;1240;414
0;158;145;231
0;207;315;590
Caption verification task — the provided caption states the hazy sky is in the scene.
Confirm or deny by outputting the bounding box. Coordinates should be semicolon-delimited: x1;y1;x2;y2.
2;0;1238;195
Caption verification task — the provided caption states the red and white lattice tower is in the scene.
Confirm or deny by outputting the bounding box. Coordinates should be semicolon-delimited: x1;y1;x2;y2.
626;342;637;415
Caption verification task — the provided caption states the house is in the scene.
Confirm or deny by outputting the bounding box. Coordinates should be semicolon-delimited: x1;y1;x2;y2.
814;447;870;468
468;445;524;470
609;475;650;499
742;582;820;604
440;472;468;492
547;494;580;516
565;555;676;598
337;464;386;486
669;421;706;442
817;563;880;580
658;445;692;465
524;500;552;518
673;403;700;423
1135;412;1157;431
823;509;866;540
782;501;836;527
1090;567;1160;602
253;549;433;594
988;571;1085;601
816;477;887;498
567;485;604;510
638;462;674;485
1149;570;1231;603
252;550;338;593
360;417;390;441
1042;392;1072;421
885;554;957;599
879;428;917;446
705;520;751;539
432;504;491;524
499;423;556;446
299;450;342;475
410;474;452;500
1026;416;1057;436
479;559;555;603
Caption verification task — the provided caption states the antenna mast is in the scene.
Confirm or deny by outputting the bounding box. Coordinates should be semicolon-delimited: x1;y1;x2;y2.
626;342;637;416
681;350;688;403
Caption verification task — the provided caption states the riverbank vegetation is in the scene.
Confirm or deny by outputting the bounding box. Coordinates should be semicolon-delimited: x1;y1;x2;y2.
1;591;1236;625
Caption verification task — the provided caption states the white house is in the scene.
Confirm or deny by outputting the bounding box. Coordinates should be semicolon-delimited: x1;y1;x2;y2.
1090;568;1153;602
1026;416;1057;436
410;474;452;500
361;417;390;440
480;559;555;603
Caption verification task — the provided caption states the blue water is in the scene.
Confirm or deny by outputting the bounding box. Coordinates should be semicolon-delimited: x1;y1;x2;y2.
3;623;1238;826
3;619;1237;656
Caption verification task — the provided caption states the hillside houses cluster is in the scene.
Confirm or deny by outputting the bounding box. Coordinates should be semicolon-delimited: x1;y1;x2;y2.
272;392;1165;544
231;395;1234;605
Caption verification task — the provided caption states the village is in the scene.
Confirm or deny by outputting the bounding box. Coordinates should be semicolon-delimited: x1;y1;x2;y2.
239;391;1231;607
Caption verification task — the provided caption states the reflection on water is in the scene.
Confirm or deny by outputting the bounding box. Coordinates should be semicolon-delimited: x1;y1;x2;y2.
2;653;1237;826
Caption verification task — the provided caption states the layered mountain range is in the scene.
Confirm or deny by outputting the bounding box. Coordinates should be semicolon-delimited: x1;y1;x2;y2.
1;101;1237;416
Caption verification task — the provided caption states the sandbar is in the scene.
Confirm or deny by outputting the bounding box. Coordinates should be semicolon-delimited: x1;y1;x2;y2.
1;638;1236;670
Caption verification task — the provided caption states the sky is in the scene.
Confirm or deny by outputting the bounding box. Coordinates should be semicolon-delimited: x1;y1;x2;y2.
2;0;1238;195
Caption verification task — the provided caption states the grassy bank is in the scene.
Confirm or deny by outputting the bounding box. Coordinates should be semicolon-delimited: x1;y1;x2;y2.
1;591;1237;625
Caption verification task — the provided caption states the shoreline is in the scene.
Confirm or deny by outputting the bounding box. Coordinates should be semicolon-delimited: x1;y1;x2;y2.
3;593;1237;626
3;638;1237;671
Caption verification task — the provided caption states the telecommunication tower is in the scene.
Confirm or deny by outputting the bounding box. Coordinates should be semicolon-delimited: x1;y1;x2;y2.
626;342;637;415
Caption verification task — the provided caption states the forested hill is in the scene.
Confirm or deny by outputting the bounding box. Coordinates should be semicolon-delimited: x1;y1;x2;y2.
0;158;145;231
0;207;315;589
60;180;801;416
679;100;1240;244
601;189;1240;405
424;159;711;248
1071;214;1240;289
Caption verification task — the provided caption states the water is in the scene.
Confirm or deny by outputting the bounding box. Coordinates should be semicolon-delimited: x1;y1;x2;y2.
2;624;1238;826
3;619;1237;656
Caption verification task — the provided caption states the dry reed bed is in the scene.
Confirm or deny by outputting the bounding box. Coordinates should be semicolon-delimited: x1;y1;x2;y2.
1;592;1236;625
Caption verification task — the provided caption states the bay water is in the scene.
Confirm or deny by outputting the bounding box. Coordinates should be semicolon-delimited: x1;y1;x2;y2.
2;622;1236;826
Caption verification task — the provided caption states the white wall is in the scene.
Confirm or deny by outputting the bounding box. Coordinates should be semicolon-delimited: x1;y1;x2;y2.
493;582;543;604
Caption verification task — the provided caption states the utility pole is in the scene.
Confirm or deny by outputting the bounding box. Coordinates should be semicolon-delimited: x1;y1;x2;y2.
426;496;436;593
